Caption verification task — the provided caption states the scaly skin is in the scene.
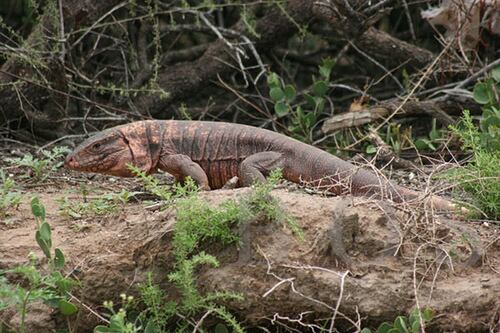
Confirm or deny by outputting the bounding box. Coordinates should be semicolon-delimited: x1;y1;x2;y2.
65;120;460;211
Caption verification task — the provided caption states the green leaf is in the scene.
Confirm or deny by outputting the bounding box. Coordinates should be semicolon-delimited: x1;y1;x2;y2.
377;322;393;333
55;275;74;294
304;112;316;128
295;105;304;119
35;231;51;259
422;308;434;321
274;101;289;117
58;299;78;315
312;80;328;97
365;145;377;154
360;329;372;333
473;82;491;104
304;93;316;107
394;316;409;333
54;248;65;269
316;97;326;113
31;197;46;221
270;87;285;101
429;119;441;141
492;66;500;82
144;320;160;333
429;129;440;141
414;138;436;151
387;329;401;333
283;84;296;102
408;309;419;326
44;297;63;308
319;57;335;80
267;72;280;87
411;319;421;333
39;222;52;249
39;222;51;239
94;325;118;333
214;323;229;333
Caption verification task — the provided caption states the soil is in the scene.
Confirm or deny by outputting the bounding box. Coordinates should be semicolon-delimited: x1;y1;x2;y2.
0;145;499;333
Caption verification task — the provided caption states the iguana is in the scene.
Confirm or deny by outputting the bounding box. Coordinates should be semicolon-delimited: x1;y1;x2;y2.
65;120;460;212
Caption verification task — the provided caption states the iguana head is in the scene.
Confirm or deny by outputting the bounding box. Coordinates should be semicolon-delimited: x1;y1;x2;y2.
64;128;137;177
65;121;162;177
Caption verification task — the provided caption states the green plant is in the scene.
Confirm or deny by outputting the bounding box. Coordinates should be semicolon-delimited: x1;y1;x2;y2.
57;195;117;219
241;169;304;240
443;67;500;219
57;187;138;220
173;196;241;263
414;118;443;151
93;178;243;332
7;146;70;182
446;111;500;219
362;308;434;333
127;165;173;202
167;252;243;317
0;197;77;333
268;57;335;142
136;273;176;332
0;169;22;220
471;66;500;151
120;168;299;331
94;295;141;333
168;189;244;329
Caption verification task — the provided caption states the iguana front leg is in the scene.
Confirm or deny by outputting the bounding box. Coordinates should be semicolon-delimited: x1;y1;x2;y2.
158;154;210;190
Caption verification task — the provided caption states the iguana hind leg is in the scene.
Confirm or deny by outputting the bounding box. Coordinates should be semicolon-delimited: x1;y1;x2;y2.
239;151;284;186
158;154;210;190
235;151;284;264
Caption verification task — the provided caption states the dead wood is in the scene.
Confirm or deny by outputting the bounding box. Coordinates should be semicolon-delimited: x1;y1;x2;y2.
367;128;422;171
0;0;122;134
132;1;317;117
356;27;435;68
321;97;481;134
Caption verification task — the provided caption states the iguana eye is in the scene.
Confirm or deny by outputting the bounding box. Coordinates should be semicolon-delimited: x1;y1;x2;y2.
92;142;101;150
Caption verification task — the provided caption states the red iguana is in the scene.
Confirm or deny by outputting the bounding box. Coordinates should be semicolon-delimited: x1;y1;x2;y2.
64;120;460;212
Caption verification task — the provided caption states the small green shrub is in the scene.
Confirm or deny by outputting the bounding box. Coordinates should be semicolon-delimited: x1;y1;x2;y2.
440;67;500;219
362;308;434;333
7;147;70;182
241;169;304;240
127;164;199;202
93;295;140;333
447;111;500;219
168;185;244;330
173;196;241;263
57;195;117;219
414;118;443;151
120;167;300;331
268;57;335;142
0;169;22;220
57;188;137;220
471;66;500;151
0;197;77;333
136;273;176;332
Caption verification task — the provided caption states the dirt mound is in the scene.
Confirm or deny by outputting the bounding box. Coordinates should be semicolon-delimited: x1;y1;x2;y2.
1;176;498;332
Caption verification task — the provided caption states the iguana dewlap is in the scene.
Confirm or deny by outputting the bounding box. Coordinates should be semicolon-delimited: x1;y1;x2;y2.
64;120;459;212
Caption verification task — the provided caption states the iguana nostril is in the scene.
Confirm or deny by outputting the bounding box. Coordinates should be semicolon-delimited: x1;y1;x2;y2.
65;155;75;168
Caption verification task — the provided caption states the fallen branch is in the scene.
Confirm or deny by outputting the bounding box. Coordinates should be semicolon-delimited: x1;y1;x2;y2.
321;96;480;134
